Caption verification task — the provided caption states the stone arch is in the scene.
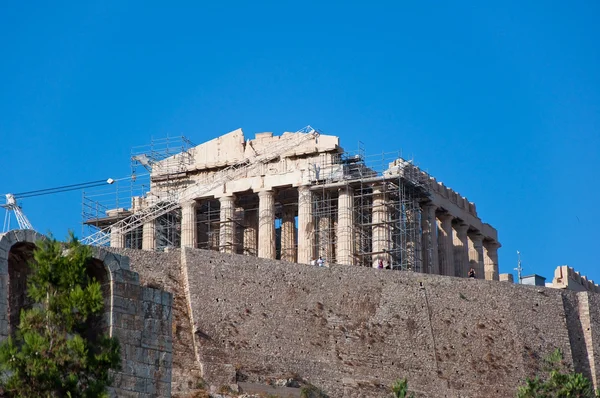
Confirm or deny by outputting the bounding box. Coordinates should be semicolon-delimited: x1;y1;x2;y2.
0;230;46;338
0;231;125;339
83;257;112;340
7;241;37;334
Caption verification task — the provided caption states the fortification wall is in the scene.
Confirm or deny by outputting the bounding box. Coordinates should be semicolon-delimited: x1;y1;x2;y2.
145;247;590;398
97;246;600;398
106;248;203;395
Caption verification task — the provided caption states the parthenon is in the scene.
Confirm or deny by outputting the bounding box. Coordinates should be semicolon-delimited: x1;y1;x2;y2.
88;127;500;280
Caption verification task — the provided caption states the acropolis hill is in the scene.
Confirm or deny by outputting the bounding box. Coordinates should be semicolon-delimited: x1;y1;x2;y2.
1;128;598;397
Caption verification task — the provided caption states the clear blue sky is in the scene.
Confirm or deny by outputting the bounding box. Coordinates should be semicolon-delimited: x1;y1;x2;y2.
1;1;598;282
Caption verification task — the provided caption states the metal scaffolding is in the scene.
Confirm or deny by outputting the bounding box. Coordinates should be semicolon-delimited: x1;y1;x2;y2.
82;135;195;250
308;145;431;271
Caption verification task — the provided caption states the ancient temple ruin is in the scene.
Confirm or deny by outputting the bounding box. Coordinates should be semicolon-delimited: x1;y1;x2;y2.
84;127;500;280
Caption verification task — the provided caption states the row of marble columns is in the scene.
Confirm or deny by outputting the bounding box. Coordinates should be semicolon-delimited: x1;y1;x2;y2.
421;204;499;280
122;184;499;280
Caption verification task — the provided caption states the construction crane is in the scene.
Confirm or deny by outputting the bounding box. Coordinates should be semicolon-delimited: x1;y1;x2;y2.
2;194;34;232
2;179;116;234
81;126;321;247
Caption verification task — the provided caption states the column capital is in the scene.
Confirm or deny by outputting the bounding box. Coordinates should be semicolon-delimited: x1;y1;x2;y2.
297;184;311;193
437;212;454;223
257;189;275;198
371;184;387;194
484;240;501;250
181;200;197;209
468;231;484;241
218;194;236;203
454;222;469;235
422;202;437;211
338;185;353;194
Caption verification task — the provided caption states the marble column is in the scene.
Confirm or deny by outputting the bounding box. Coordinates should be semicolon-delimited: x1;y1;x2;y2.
281;204;297;263
336;186;354;265
452;222;470;277
219;195;236;253
484;240;500;281
406;207;421;271
142;220;156;251
318;214;333;264
421;204;439;275
234;207;245;254
436;213;454;276
468;232;485;279
297;185;314;264
181;200;197;249
258;190;276;259
243;208;258;256
110;226;126;248
197;212;208;249
371;185;390;267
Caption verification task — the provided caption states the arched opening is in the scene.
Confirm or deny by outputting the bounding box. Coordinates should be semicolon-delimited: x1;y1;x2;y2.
7;242;36;334
84;258;111;338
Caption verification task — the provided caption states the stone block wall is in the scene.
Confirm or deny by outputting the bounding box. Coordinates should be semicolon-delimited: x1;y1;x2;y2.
106;248;203;395
0;231;173;398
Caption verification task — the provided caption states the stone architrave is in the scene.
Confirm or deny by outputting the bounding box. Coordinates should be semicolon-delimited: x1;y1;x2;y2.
452;222;469;277
258;190;276;259
281;204;296;263
297;185;314;265
484;240;500;281
421;204;439;275
243;209;258;256
142;220;156;251
336;186;354;265
436;212;454;277
467;232;485;279
181;200;197;249
371;185;390;267
219;195;236;254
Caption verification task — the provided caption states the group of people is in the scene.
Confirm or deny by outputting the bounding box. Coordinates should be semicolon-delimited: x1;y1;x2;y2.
310;256;326;267
376;258;392;270
308;256;478;279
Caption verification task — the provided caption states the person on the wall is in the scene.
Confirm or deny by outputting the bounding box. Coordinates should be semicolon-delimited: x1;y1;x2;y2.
377;258;384;269
468;268;476;279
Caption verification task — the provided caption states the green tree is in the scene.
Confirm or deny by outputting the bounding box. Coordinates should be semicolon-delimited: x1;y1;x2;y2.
0;234;121;397
517;348;599;398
